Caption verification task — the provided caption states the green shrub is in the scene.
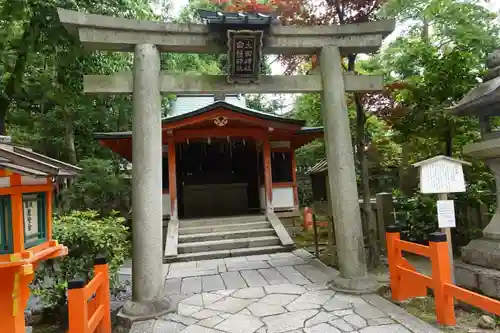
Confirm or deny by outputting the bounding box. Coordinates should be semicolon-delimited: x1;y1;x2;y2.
394;189;495;247
60;158;131;217
32;210;130;312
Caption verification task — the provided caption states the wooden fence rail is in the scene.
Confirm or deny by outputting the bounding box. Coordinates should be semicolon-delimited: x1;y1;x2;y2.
67;257;111;333
386;226;500;325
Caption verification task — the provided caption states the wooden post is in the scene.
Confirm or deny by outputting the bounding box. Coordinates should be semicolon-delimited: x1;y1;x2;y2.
67;280;88;333
376;192;394;249
11;193;24;253
429;232;456;326
0;266;34;333
167;137;178;220
291;150;298;209
438;193;455;283
386;225;402;301
263;138;273;213
312;213;319;257
46;185;53;241
94;257;111;333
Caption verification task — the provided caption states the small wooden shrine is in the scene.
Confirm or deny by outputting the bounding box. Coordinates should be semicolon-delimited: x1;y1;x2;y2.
0;136;80;333
96;96;323;219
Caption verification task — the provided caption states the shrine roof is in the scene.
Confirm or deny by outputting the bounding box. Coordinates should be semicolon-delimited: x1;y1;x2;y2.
94;100;322;140
162;100;306;126
0;142;81;177
296;127;323;134
306;158;328;174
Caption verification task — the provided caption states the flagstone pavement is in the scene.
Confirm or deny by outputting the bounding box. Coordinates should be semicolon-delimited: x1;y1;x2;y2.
123;250;443;333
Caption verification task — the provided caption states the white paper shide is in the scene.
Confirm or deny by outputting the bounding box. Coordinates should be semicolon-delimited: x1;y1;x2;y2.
437;200;456;228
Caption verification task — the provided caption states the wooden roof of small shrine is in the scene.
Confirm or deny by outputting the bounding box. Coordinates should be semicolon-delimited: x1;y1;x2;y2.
0;143;81;177
95;100;323;140
95;100;323;161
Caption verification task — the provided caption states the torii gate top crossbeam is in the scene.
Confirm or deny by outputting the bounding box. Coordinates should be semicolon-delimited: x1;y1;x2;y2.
57;8;395;55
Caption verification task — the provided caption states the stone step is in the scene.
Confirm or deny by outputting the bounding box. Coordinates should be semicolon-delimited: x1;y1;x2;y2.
178;236;281;254
178;228;276;243
179;221;272;235
179;215;266;228
164;245;292;263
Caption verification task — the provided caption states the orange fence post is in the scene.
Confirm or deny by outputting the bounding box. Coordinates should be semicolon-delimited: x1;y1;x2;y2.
429;232;456;326
303;207;313;230
386;225;403;301
94;257;111;333
67;280;88;333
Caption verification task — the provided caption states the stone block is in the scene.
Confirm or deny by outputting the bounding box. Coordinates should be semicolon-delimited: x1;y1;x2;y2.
305;311;339;327
264;284;307;295
206;296;253;314
262;309;319;333
259;268;289;285
181;277;202;294
232;287;266;299
247;302;287;316
275;266;311;285
214;313;264;333
461;238;500;269
455;260;500;299
152;320;186;333
221;271;248;289
294;264;331;284
201;274;225;292
455;262;479;289
240;270;269;287
197;315;225;328
478;273;500;298
260;293;298;306
329;318;354;331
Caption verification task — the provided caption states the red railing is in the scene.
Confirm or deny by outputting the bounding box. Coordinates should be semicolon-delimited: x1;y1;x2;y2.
386;226;500;325
67;258;111;333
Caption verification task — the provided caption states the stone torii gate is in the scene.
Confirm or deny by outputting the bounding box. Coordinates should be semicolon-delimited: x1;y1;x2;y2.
57;8;394;320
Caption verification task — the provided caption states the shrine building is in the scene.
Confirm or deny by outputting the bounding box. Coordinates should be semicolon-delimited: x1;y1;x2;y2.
95;94;323;220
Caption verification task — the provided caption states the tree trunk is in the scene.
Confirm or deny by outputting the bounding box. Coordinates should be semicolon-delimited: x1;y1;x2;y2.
399;141;412;196
63;107;77;165
445;118;453;157
355;93;379;269
0;16;40;134
348;54;379;269
421;17;430;44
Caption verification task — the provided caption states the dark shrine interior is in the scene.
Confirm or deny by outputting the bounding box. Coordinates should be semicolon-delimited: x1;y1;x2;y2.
162;138;293;218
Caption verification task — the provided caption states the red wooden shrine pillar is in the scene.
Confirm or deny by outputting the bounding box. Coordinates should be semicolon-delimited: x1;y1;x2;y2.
167;137;178;220
263;138;273;214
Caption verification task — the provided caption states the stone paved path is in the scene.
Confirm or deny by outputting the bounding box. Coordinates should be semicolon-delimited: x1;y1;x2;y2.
126;250;443;333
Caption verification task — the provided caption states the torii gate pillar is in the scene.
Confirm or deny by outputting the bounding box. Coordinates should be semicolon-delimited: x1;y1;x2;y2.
320;46;378;293
121;43;169;318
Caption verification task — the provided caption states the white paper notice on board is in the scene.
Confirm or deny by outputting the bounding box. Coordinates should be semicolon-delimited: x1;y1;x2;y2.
420;161;466;194
437;200;456;228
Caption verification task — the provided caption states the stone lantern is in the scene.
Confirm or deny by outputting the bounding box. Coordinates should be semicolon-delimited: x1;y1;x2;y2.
448;49;500;297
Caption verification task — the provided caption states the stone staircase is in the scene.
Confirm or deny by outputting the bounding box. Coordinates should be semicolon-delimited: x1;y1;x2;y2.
164;215;294;263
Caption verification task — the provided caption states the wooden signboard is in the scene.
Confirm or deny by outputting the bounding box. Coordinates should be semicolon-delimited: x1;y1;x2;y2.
227;30;263;84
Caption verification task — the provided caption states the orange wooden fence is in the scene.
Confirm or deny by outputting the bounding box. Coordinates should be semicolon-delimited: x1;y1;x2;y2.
386;225;500;326
67;257;111;333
